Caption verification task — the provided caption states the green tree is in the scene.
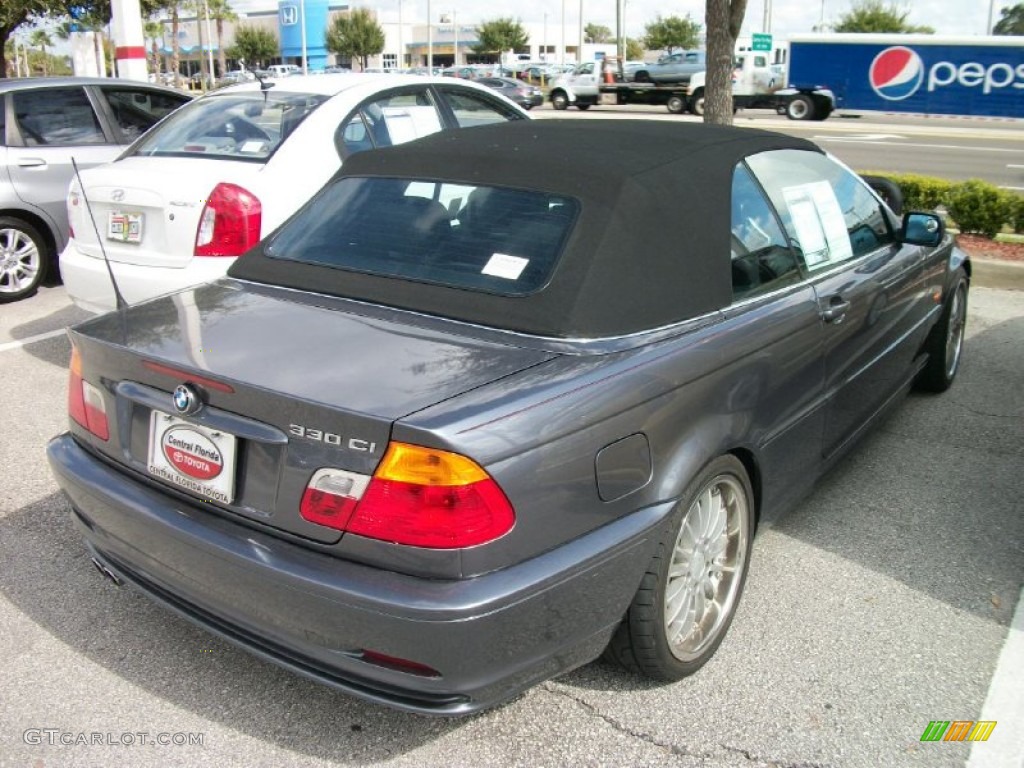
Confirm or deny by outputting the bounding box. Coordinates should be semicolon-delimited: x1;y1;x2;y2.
144;19;163;75
227;24;277;68
643;14;701;54
993;3;1024;34
703;0;746;126
1;0;67;78
325;8;384;71
584;23;611;43
29;27;51;74
207;0;236;77
834;1;934;33
625;37;643;60
472;17;529;56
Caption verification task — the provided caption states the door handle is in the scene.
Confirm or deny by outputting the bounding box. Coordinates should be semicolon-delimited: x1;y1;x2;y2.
821;296;851;324
17;157;46;168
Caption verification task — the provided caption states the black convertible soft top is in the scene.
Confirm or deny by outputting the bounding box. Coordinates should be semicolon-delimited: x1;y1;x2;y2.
229;120;821;338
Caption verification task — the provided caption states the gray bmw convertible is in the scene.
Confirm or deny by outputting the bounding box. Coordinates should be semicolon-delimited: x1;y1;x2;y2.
48;120;969;715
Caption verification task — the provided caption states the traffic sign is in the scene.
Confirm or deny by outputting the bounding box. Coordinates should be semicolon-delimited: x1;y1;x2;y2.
752;33;772;52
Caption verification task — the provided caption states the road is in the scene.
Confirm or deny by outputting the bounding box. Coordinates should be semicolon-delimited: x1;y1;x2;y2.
532;106;1024;190
1;285;1022;768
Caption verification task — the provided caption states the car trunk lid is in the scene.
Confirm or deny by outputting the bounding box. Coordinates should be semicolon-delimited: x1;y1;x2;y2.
68;281;557;543
69;156;265;268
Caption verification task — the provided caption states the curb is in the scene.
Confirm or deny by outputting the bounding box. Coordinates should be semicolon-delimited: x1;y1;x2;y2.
971;258;1024;291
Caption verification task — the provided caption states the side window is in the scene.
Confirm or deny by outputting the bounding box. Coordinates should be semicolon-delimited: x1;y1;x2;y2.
754;56;767;68
438;88;523;128
0;97;6;146
101;87;190;141
747;149;895;270
12;87;105;146
730;164;802;300
579;63;594;75
337;89;443;157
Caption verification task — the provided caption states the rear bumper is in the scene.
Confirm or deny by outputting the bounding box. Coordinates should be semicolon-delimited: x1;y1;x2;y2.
47;433;672;715
59;242;234;314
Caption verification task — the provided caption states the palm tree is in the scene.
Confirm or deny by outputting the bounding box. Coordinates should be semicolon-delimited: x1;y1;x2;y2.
145;19;164;76
29;29;52;75
169;2;182;87
207;0;237;78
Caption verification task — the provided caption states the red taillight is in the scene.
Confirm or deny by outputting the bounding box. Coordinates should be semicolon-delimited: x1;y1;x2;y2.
359;650;440;677
68;345;109;441
299;443;515;549
299;469;368;530
194;182;262;257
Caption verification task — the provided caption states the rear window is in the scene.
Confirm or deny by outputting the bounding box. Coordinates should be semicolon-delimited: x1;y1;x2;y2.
264;177;579;295
128;91;328;161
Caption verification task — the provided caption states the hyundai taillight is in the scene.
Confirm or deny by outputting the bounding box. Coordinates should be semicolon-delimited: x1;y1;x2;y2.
68;344;109;441
194;182;262;257
299;443;515;549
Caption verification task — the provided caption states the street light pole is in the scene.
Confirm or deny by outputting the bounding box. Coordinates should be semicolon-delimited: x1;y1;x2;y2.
560;0;565;67
300;0;308;73
203;0;215;79
427;0;433;71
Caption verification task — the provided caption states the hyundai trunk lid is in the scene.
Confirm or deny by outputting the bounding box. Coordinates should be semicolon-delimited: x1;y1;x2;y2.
69;156;264;268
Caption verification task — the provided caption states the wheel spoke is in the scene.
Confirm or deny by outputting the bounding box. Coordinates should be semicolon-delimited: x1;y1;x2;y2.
662;471;751;663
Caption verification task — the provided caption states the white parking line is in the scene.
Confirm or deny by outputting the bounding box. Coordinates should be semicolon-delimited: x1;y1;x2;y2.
1008;164;1024;169
816;138;1024;154
0;328;68;353
966;585;1024;768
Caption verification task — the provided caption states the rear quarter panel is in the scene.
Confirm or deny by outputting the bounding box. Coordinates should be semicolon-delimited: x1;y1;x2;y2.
402;285;827;577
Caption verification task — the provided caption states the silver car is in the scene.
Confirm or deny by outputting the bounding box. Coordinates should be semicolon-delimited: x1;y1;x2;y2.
0;77;190;302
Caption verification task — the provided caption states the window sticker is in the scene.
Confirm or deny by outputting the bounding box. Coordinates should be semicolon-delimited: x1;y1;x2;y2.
382;106;442;144
783;181;853;267
239;140;266;153
482;253;529;280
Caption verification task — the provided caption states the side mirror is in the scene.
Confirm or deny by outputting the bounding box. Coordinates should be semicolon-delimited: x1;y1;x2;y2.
900;212;944;247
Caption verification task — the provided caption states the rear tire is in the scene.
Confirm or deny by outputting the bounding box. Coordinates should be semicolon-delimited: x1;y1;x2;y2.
689;89;705;117
0;216;49;303
786;94;815;121
551;91;569;110
604;455;754;680
916;270;968;393
666;95;686;114
634;71;651;83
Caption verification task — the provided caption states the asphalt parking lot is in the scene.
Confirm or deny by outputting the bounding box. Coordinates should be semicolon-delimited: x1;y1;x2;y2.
1;282;1022;768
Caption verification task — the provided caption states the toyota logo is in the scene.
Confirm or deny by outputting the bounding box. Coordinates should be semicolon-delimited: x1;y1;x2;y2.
172;384;202;415
111;189;126;202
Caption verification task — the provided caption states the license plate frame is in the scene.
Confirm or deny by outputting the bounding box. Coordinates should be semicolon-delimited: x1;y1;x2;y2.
147;410;237;504
107;211;144;244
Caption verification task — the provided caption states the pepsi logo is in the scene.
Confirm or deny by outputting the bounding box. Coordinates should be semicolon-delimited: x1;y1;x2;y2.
869;46;924;101
162;426;223;481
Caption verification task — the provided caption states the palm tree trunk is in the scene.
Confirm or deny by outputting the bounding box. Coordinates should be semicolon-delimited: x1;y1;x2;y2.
216;18;226;77
171;6;181;87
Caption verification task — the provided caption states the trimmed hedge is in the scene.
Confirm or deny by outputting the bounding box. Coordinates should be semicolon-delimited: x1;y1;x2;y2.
859;171;1024;238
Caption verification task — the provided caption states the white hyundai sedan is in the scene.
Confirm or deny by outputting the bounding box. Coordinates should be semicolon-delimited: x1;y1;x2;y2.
61;74;529;313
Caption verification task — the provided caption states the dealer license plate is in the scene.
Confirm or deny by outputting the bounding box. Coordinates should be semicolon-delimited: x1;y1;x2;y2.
107;211;144;243
147;410;237;503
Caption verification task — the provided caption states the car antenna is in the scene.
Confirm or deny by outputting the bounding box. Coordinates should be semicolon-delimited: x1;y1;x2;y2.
252;69;274;92
71;157;127;311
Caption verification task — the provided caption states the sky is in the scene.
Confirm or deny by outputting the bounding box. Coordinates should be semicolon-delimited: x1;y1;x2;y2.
347;0;1000;40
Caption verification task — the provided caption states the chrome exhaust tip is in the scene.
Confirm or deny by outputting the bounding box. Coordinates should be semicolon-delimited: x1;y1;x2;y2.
90;557;123;587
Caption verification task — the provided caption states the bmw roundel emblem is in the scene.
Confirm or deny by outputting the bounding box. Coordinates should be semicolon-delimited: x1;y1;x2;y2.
172;384;201;415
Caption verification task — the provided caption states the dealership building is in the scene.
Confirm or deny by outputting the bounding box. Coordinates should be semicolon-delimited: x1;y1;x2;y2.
157;1;584;73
